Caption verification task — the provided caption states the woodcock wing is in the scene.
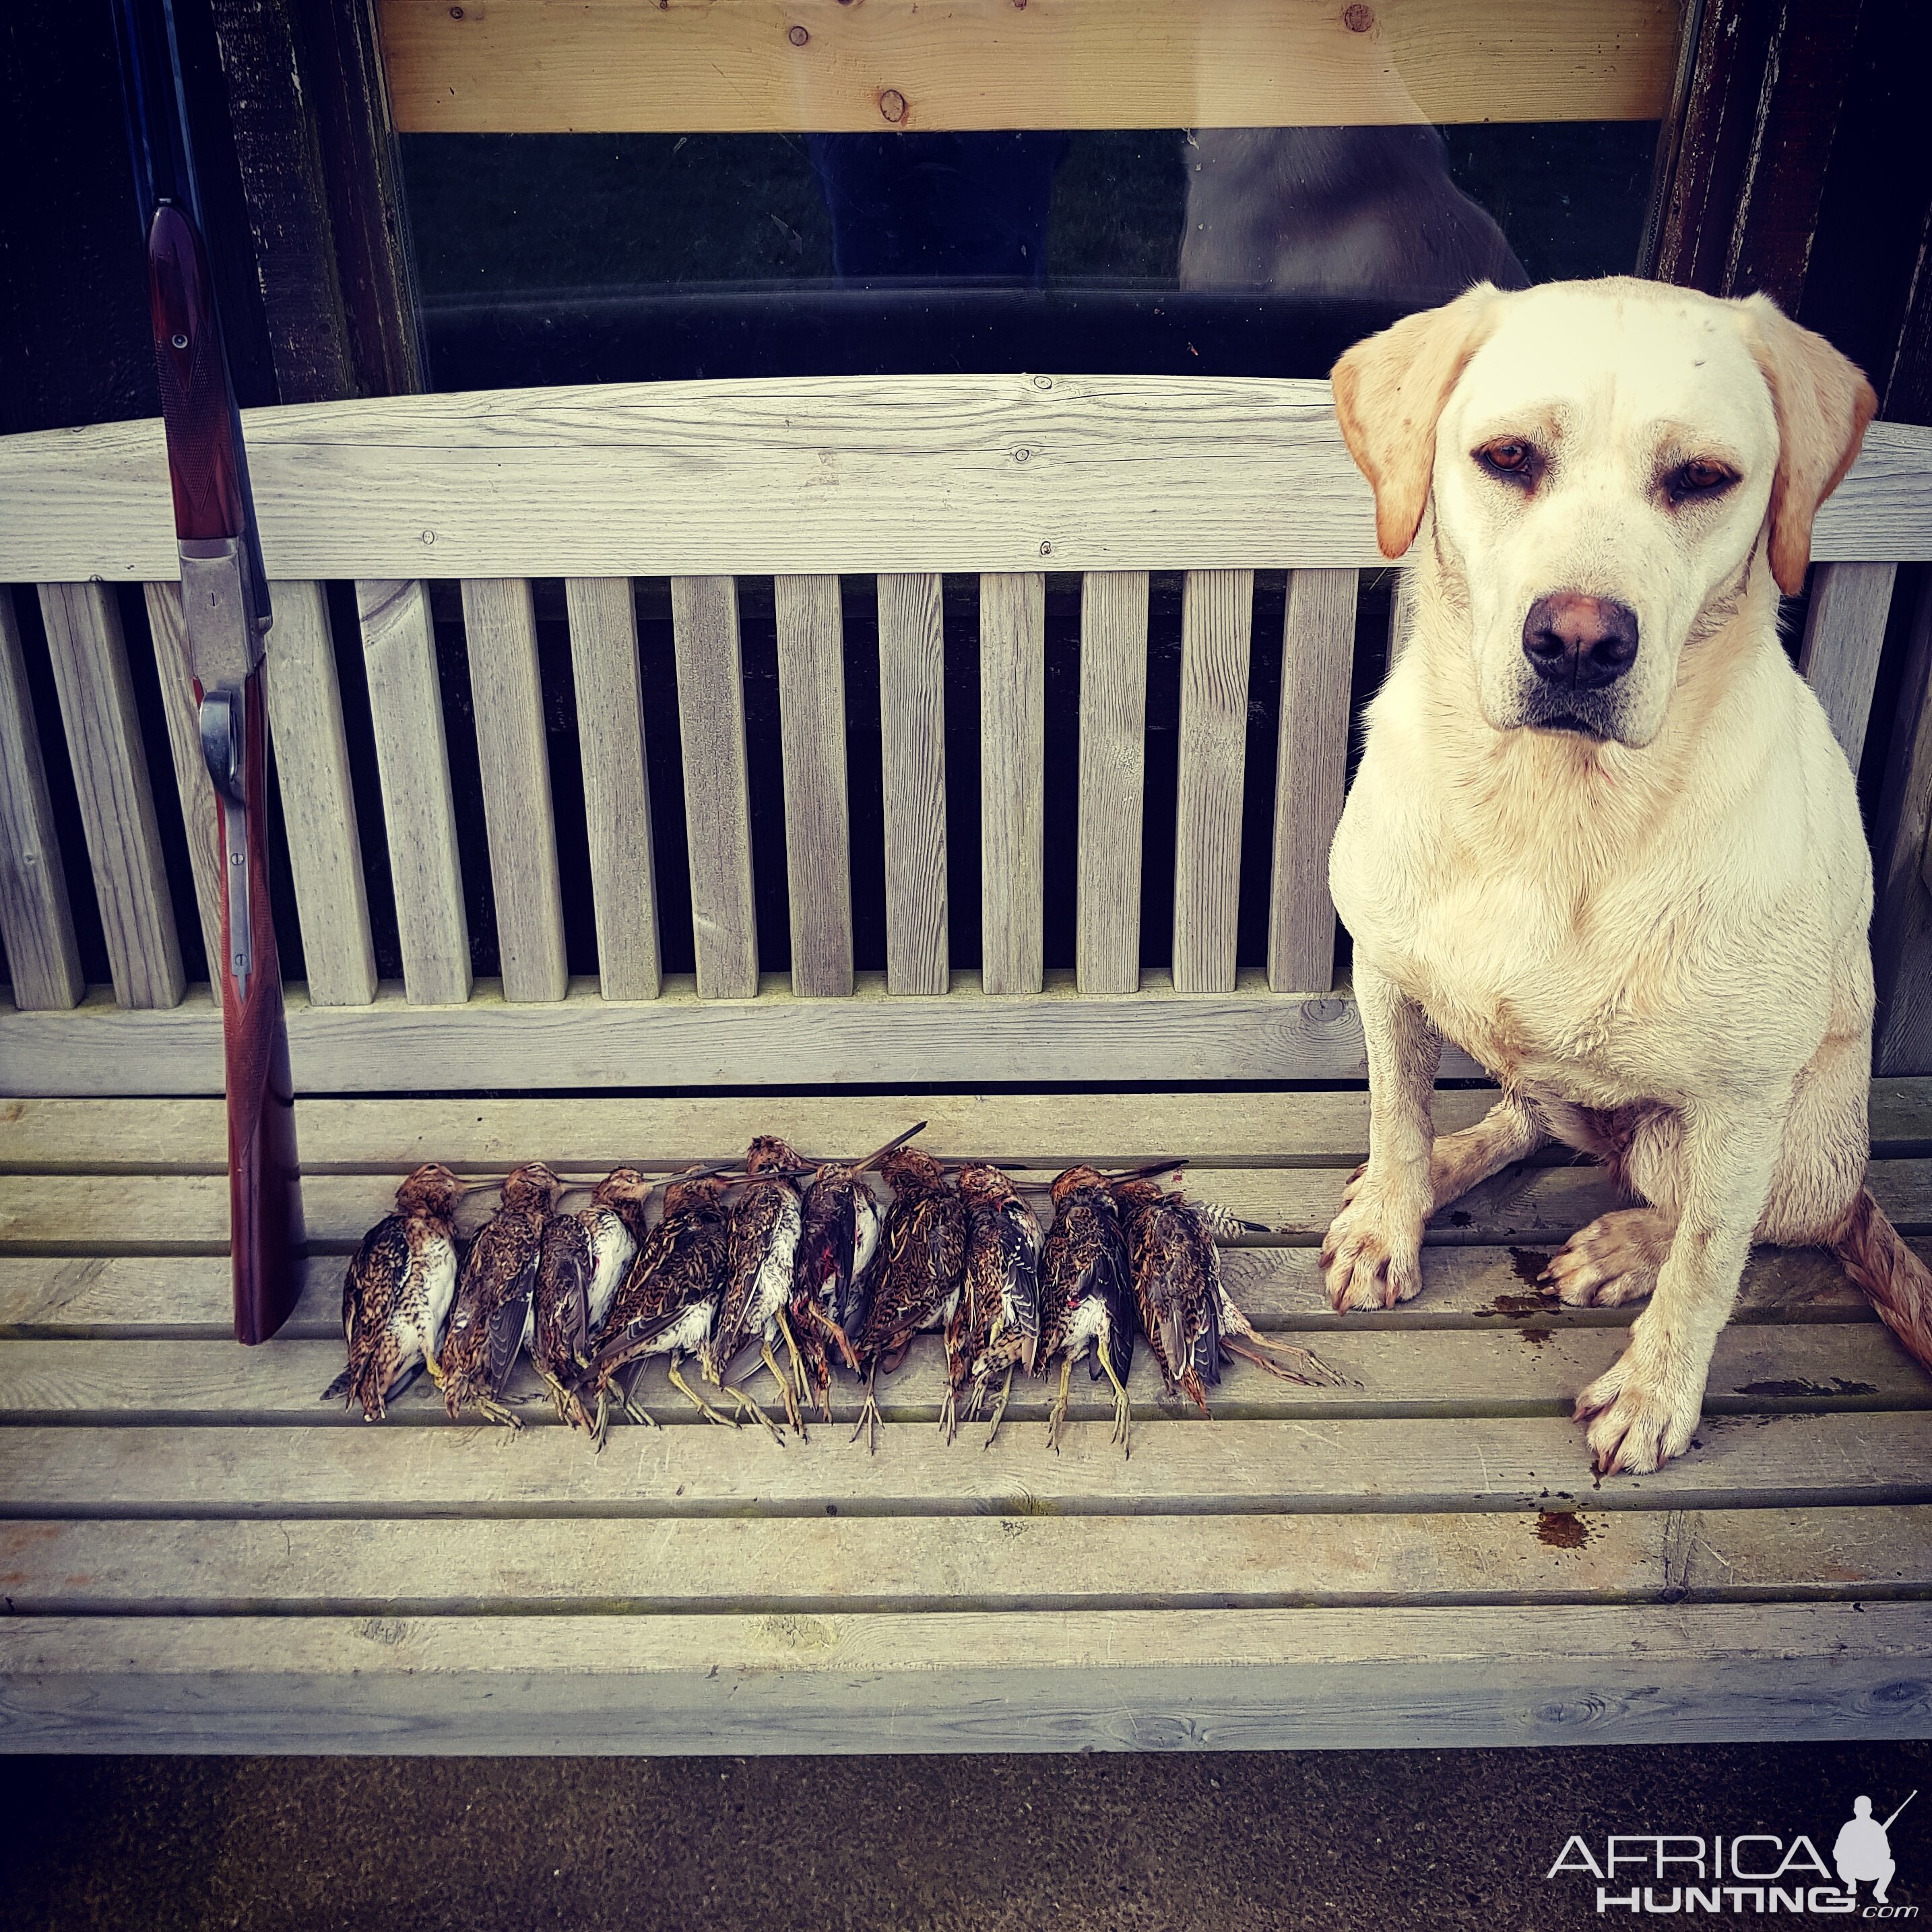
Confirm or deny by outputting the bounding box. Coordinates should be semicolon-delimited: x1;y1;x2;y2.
530;1167;646;1439
947;1163;1042;1447
437;1162;562;1428
703;1138;808;1441
1037;1165;1136;1453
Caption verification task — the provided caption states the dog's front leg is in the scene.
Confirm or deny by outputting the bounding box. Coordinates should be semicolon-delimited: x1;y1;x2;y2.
1573;1094;1786;1475
1321;963;1442;1310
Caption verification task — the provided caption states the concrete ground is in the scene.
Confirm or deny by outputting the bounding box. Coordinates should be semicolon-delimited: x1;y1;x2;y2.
1;1743;1925;1929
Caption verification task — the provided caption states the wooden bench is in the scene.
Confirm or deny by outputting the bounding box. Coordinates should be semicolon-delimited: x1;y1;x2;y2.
1;373;1930;1751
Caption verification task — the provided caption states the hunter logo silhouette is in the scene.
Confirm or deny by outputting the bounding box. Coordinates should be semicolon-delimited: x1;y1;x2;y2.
1836;1792;1914;1905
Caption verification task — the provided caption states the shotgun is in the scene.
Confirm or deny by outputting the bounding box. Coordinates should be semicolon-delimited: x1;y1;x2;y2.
116;0;300;1343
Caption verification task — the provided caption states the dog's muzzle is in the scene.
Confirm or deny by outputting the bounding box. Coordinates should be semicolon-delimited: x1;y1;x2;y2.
1518;591;1639;738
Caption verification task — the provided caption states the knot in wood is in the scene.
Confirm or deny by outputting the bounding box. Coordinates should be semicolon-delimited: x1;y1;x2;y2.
1342;3;1374;30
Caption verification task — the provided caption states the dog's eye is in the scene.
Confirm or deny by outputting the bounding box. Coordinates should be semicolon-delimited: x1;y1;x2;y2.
1475;439;1537;482
1667;458;1737;501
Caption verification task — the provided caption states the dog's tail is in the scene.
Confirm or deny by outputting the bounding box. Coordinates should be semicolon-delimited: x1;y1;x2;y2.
1831;1188;1932;1374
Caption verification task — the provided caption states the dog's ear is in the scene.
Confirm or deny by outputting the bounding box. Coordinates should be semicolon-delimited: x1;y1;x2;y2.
1741;296;1877;596
1331;284;1503;558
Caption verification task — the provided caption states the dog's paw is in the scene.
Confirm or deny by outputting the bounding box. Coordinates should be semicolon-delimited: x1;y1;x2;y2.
1319;1176;1426;1312
1541;1208;1673;1308
1572;1326;1706;1476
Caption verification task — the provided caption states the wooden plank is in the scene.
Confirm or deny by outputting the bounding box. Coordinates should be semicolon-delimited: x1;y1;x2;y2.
0;1241;1885;1339
376;0;1677;135
261;581;378;1006
1075;571;1149;994
564;578;661;1003
1875;573;1932;1076
1171;569;1254;994
877;573;948;996
5;1412;1929;1516
6;379;1929;586
10;1157;1929;1254
458;578;568;1003
0;589;83;1010
35;583;184;1010
1267;567;1357;994
355;579;471;1006
5;1602;1928;1753
9;1506;1929;1616
1;1324;1914;1427
139;585;226;979
1797;559;1896;767
670;575;759;1001
979;571;1045;996
772;574;853;998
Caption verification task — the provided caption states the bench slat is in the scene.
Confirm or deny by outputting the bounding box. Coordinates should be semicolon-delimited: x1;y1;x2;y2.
878;572;950;994
6;1601;1928;1753
1075;569;1149;994
670;575;759;1000
562;578;662;1002
979;571;1045;995
261;582;378;1006
459;579;569;1002
1799;560;1897;768
0;589;83;1010
1172;568;1254;994
1268;567;1355;992
355;579;471;1005
36;583;183;1010
0;1324;1914;1425
141;585;226;979
773;573;854;997
7;1506;1927;1616
5;1411;1927;1515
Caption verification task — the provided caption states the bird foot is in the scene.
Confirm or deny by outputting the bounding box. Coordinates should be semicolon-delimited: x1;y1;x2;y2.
725;1383;787;1446
849;1394;884;1455
1224;1334;1345;1388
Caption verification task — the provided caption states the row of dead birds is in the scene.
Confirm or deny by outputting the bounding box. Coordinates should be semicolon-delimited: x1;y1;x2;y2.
327;1124;1339;1453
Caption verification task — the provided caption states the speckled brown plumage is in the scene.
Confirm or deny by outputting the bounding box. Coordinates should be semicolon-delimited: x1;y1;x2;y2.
945;1163;1041;1446
704;1138;808;1438
849;1147;967;1450
1037;1165;1136;1452
531;1168;642;1438
437;1162;562;1427
327;1163;467;1421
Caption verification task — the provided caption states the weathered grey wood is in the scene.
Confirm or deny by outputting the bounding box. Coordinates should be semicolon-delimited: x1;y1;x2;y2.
13;1156;1927;1252
2;1083;1919;1175
3;1322;1912;1426
5;378;1929;583
979;571;1045;995
7;1602;1930;1753
670;575;759;1000
8;1506;1928;1616
1172;569;1254;994
355;579;471;1006
0;589;83;1010
1076;570;1149;995
563;577;661;1002
36;583;184;1010
6;1411;1929;1516
877;573;948;995
0;1237;1886;1338
139;585;226;979
1267;567;1357;993
1875;573;1932;1076
261;581;377;1006
1797;560;1896;768
771;574;853;997
459;579;568;1003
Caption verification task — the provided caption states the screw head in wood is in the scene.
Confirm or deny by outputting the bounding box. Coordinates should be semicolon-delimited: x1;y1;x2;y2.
789;23;809;44
1343;3;1374;30
878;88;907;123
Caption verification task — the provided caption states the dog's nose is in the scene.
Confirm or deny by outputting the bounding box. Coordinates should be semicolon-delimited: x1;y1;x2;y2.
1521;593;1639;689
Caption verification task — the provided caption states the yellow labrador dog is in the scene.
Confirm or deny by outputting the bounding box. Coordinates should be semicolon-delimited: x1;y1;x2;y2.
1320;276;1932;1475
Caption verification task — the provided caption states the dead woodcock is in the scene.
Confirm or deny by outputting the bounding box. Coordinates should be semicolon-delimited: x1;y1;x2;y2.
848;1146;967;1452
1113;1178;1341;1402
530;1167;646;1438
325;1163;469;1421
1037;1165;1137;1453
436;1162;563;1428
791;1122;928;1421
587;1171;736;1434
702;1138;808;1441
946;1163;1042;1447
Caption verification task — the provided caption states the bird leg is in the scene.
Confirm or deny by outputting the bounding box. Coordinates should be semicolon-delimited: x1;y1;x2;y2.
981;1364;1017;1450
1222;1334;1343;1387
1097;1349;1133;1456
1045;1357;1074;1453
808;1301;862;1374
722;1374;788;1445
666;1358;738;1429
849;1364;883;1454
476;1394;523;1431
764;1330;806;1438
938;1384;959;1446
